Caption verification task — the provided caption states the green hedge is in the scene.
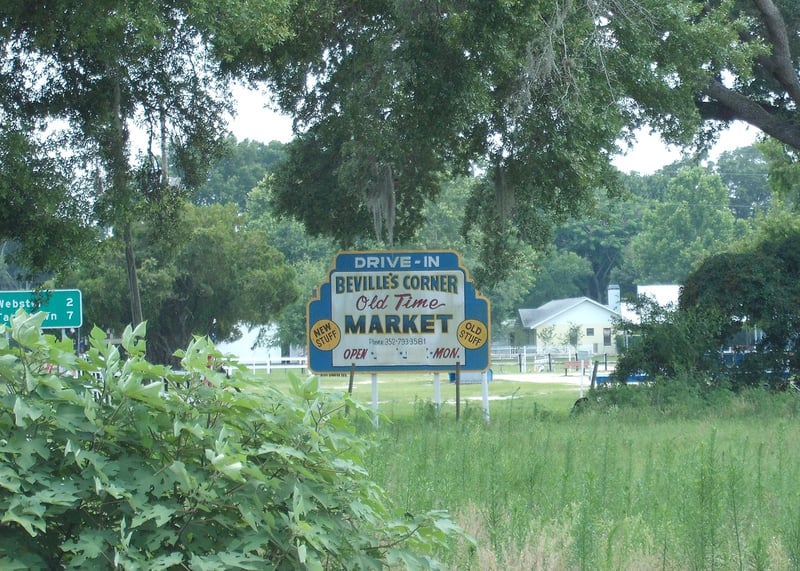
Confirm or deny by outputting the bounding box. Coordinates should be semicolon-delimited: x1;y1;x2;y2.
0;311;464;569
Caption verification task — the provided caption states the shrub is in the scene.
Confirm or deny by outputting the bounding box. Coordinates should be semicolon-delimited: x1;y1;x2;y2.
613;297;727;385
0;311;463;569
589;376;711;416
681;228;800;387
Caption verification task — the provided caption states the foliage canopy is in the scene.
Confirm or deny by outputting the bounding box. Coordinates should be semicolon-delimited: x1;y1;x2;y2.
258;0;800;284
260;1;626;283
0;0;295;319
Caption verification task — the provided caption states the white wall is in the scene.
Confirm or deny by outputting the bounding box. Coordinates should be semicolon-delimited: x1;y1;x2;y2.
216;325;282;362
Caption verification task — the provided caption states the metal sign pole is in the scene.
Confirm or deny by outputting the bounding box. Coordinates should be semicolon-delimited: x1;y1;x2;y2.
371;373;379;428
481;370;490;424
455;362;461;421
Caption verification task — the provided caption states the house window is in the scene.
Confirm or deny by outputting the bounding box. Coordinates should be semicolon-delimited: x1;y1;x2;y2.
603;328;612;346
586;327;594;336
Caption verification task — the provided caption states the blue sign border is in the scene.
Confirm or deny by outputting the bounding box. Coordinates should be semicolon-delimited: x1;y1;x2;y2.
307;250;490;373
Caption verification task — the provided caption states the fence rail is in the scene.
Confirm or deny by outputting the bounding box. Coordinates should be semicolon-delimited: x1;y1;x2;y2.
490;346;614;374
238;357;308;374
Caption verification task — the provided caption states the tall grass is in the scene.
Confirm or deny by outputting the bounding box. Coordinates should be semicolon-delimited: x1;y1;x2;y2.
363;388;800;569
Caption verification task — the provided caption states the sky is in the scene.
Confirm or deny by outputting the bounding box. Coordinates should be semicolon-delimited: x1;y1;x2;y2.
227;84;295;145
612;122;759;174
228;84;760;176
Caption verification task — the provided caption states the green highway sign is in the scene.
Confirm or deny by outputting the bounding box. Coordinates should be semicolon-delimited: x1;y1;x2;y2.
0;289;83;329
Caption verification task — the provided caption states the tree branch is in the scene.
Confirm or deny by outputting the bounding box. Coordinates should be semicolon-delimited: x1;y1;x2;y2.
701;78;800;149
753;0;800;107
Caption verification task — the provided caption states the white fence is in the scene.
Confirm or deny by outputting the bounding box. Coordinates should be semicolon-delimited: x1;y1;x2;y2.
491;345;614;374
238;357;307;374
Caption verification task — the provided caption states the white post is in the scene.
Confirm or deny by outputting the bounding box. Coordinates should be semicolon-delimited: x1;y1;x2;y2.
522;345;527;373
433;372;441;408
481;371;490;423
579;359;585;398
371;373;379;428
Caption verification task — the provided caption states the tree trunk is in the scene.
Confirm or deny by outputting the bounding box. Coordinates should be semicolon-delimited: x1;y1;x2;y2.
124;223;143;326
107;76;144;327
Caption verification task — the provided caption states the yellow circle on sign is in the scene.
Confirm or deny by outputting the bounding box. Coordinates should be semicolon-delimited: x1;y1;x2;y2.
457;319;488;349
310;319;341;351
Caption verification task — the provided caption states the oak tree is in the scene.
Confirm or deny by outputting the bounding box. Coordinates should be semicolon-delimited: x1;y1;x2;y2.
0;0;293;319
62;203;298;364
609;0;800;150
261;1;627;284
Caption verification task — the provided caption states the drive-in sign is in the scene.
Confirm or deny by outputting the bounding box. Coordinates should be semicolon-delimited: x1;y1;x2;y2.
308;250;490;373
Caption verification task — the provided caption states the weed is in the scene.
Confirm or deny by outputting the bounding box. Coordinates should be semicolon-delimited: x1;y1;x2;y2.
364;389;800;568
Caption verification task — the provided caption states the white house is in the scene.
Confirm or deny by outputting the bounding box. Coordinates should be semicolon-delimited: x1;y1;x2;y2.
215;324;283;363
637;284;680;306
518;289;621;355
518;284;682;355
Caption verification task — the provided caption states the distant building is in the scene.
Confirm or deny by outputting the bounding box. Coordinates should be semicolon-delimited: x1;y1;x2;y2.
215;324;283;363
518;294;620;355
517;284;682;355
619;284;682;324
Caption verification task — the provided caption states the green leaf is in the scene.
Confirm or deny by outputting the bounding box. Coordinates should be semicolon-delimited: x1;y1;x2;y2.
0;354;20;383
188;551;267;570
11;311;48;348
431;514;466;536
289;374;320;400
0;465;21;493
256;442;307;461
168;461;193;489
121;322;147;356
93;476;129;500
31;482;81;507
61;529;116;565
12;397;43;427
119;377;164;407
145;552;185;570
2;496;47;536
173;420;206;439
348;498;379;525
131;504;175;528
53;402;95;434
5;433;50;471
207;450;245;482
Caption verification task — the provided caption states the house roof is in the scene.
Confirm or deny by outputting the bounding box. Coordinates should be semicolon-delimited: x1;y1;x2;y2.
519;297;619;329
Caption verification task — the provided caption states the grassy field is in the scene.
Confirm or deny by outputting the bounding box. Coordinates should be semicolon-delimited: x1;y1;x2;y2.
257;367;589;419
256;368;800;569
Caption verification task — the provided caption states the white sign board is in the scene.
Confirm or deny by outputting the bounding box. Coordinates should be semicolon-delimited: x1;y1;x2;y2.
308;250;490;373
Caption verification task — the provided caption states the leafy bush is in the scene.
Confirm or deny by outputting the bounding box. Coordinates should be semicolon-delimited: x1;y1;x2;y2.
589;376;728;417
0;311;462;569
681;227;800;388
613;297;727;385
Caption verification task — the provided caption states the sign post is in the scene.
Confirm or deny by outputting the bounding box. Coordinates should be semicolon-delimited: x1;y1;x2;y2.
307;251;490;423
0;289;83;329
